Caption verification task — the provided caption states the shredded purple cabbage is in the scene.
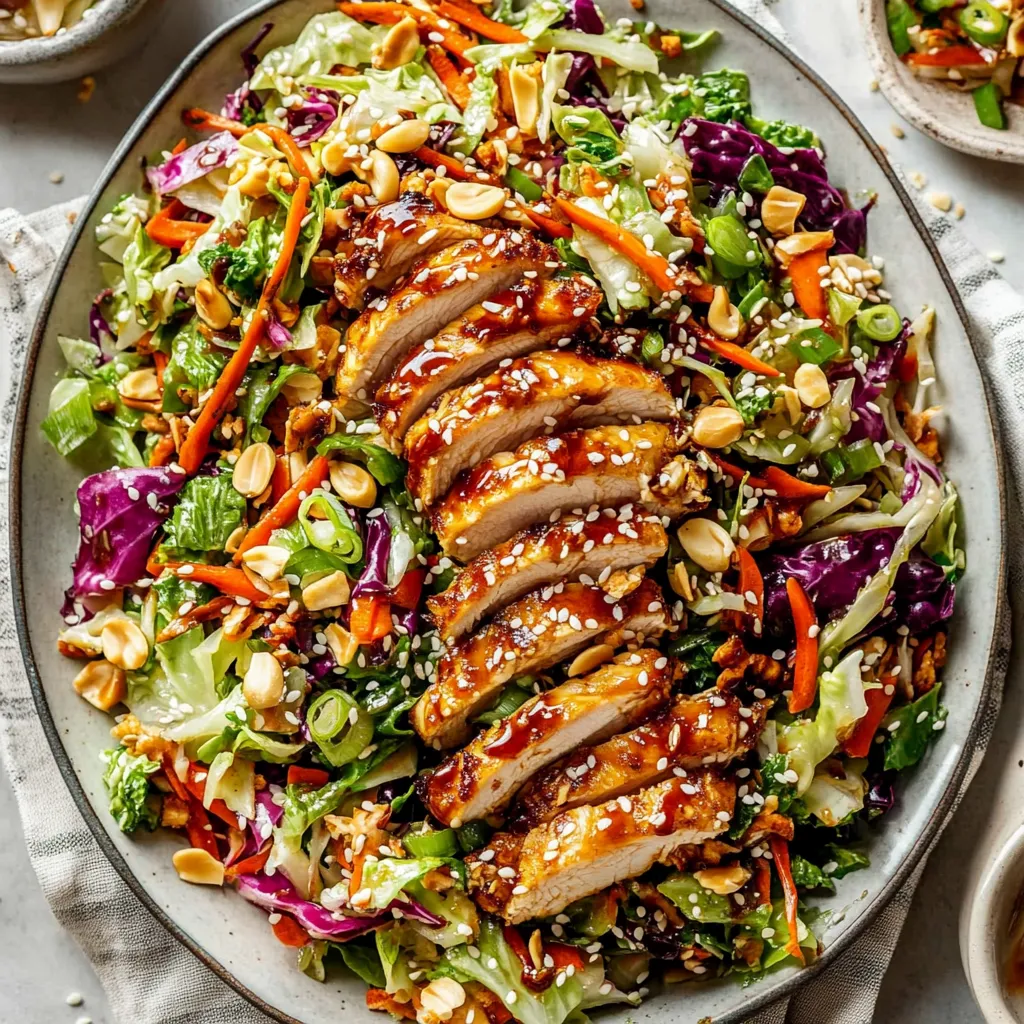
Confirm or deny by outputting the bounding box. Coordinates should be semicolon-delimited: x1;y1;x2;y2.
865;771;896;816
830;333;906;445
222;22;273;123
561;0;604;34
68;467;187;599
265;306;293;349
146;132;239;196
88;291;117;364
352;513;391;599
287;88;340;147
681;119;867;252
761;528;954;638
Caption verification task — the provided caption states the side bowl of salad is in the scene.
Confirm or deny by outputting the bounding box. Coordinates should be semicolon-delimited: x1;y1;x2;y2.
860;0;1024;162
10;0;1007;1022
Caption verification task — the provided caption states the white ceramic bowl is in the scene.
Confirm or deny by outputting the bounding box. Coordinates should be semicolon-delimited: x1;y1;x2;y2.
857;0;1024;164
10;0;1010;1021
0;0;159;84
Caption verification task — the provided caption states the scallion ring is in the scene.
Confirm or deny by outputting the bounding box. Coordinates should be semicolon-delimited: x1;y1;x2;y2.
307;689;374;767
855;304;902;342
298;491;363;562
403;826;458;858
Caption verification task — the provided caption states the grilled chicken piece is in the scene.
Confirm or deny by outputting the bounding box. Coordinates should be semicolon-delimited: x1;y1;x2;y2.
430;423;708;560
336;231;556;402
511;692;767;830
427;507;667;642
420;650;675;826
333;192;484;310
466;771;736;923
374;274;603;446
412;577;669;749
404;351;678;507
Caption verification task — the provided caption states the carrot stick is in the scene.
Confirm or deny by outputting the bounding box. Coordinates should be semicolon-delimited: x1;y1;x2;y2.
435;0;528;42
760;466;831;500
225;843;272;878
145;199;210;248
272;914;311;947
182;107;248;138
686;319;781;378
233;454;330;561
788;250;829;321
185;764;242;829
171;138;189;155
843;670;898;757
768;836;805;964
149;436;176;468
734;546;764;625
906;45;988;67
426;45;472;110
186;800;221;857
786;577;819;715
152;350;168;393
517;202;573;239
287;766;331;787
349;594;392;643
413;146;495;183
555;196;681;295
158;562;273;604
178;176;311;474
262;124;320;183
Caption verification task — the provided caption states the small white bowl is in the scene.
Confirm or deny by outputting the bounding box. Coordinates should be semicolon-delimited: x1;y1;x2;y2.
0;0;159;84
963;822;1024;1023
857;0;1024;164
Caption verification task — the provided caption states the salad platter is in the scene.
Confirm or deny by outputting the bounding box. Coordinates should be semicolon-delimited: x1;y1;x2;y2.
10;0;1007;1022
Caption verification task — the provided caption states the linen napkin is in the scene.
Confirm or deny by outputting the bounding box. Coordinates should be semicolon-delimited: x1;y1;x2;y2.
0;11;1016;1024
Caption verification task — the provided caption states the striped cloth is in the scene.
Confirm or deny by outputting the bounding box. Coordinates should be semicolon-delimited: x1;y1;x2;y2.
0;11;1015;1023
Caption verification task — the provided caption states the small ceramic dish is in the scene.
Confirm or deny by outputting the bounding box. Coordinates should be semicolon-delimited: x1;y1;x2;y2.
963;822;1024;1023
857;0;1024;164
0;0;158;85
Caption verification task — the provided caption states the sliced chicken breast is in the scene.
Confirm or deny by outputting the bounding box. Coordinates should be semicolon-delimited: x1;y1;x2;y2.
333;192;484;310
374;274;604;446
511;692;768;830
466;771;736;923
430;423;708;560
419;650;675;826
411;577;669;749
404;351;678;507
336;231;557;402
427;507;667;642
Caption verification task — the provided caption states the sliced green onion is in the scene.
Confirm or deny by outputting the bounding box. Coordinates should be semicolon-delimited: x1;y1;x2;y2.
972;81;1007;130
298;492;363;562
641;331;665;367
307;690;374;767
403;825;457;858
959;1;1007;46
737;154;775;194
917;0;958;10
680;355;738;409
456;820;493;853
787;327;842;366
841;438;885;479
476;681;534;725
827;289;862;327
886;0;918;54
706;215;761;279
855;304;902;342
820;449;847;484
737;281;768;320
41;378;97;456
505;166;543;202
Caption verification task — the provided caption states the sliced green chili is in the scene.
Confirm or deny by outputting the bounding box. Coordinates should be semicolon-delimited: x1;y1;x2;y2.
959;1;1007;46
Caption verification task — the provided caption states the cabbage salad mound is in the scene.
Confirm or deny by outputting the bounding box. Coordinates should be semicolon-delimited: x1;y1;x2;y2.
45;0;963;1019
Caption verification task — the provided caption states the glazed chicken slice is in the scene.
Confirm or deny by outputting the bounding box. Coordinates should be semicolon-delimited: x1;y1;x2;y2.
333;192;484;310
374;274;603;446
430;423;708;560
411;577;669;749
404;350;678;507
427;507;667;642
510;692;768;830
336;231;557;402
466;771;736;923
419;650;675;827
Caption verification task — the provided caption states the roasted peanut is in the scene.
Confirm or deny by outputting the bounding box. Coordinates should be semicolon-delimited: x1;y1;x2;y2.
677;518;736;574
707;285;743;340
773;230;834;267
172;847;225;886
323;623;359;667
117;368;161;403
302;571;352;611
281;371;323;405
794;363;831;408
418;978;466;1024
761;185;806;236
243;651;286;709
376;118;431;153
73;660;127;711
241;544;291;582
694;864;752;895
329;460;377;508
195;278;234;331
369;149;400;204
444;182;508;221
101;619;149;671
691;405;745;448
374;16;420;70
232;442;276;498
566;644;615;677
509;65;541;136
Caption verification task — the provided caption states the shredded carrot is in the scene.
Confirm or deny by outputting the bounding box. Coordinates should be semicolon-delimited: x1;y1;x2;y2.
161;755;191;802
287;765;331;787
225;843;271;878
390;567;424;610
786;577;819;715
760;466;831;501
262;124;320;183
337;2;473;57
185;764;241;829
157;562;272;604
703;335;782;377
145;199;210;248
435;0;528;42
185;799;221;858
233;454;330;561
843;669;898;757
905;45;988;67
349;594;393;644
178;176;311;474
413;146;495;183
171;138;188;155
787;250;829;321
517;202;574;239
754;857;772;906
270;454;291;504
768;836;805;964
182;107;248;137
272;914;311;947
152;350;168;393
426;45;472;109
734;546;764;627
555;197;681;295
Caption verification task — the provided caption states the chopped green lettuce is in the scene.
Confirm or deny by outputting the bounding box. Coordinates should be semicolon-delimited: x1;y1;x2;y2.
163;474;246;554
101;746;160;833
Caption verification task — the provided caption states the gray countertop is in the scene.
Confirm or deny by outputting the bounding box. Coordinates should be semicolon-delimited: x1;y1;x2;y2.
0;1;1017;1021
